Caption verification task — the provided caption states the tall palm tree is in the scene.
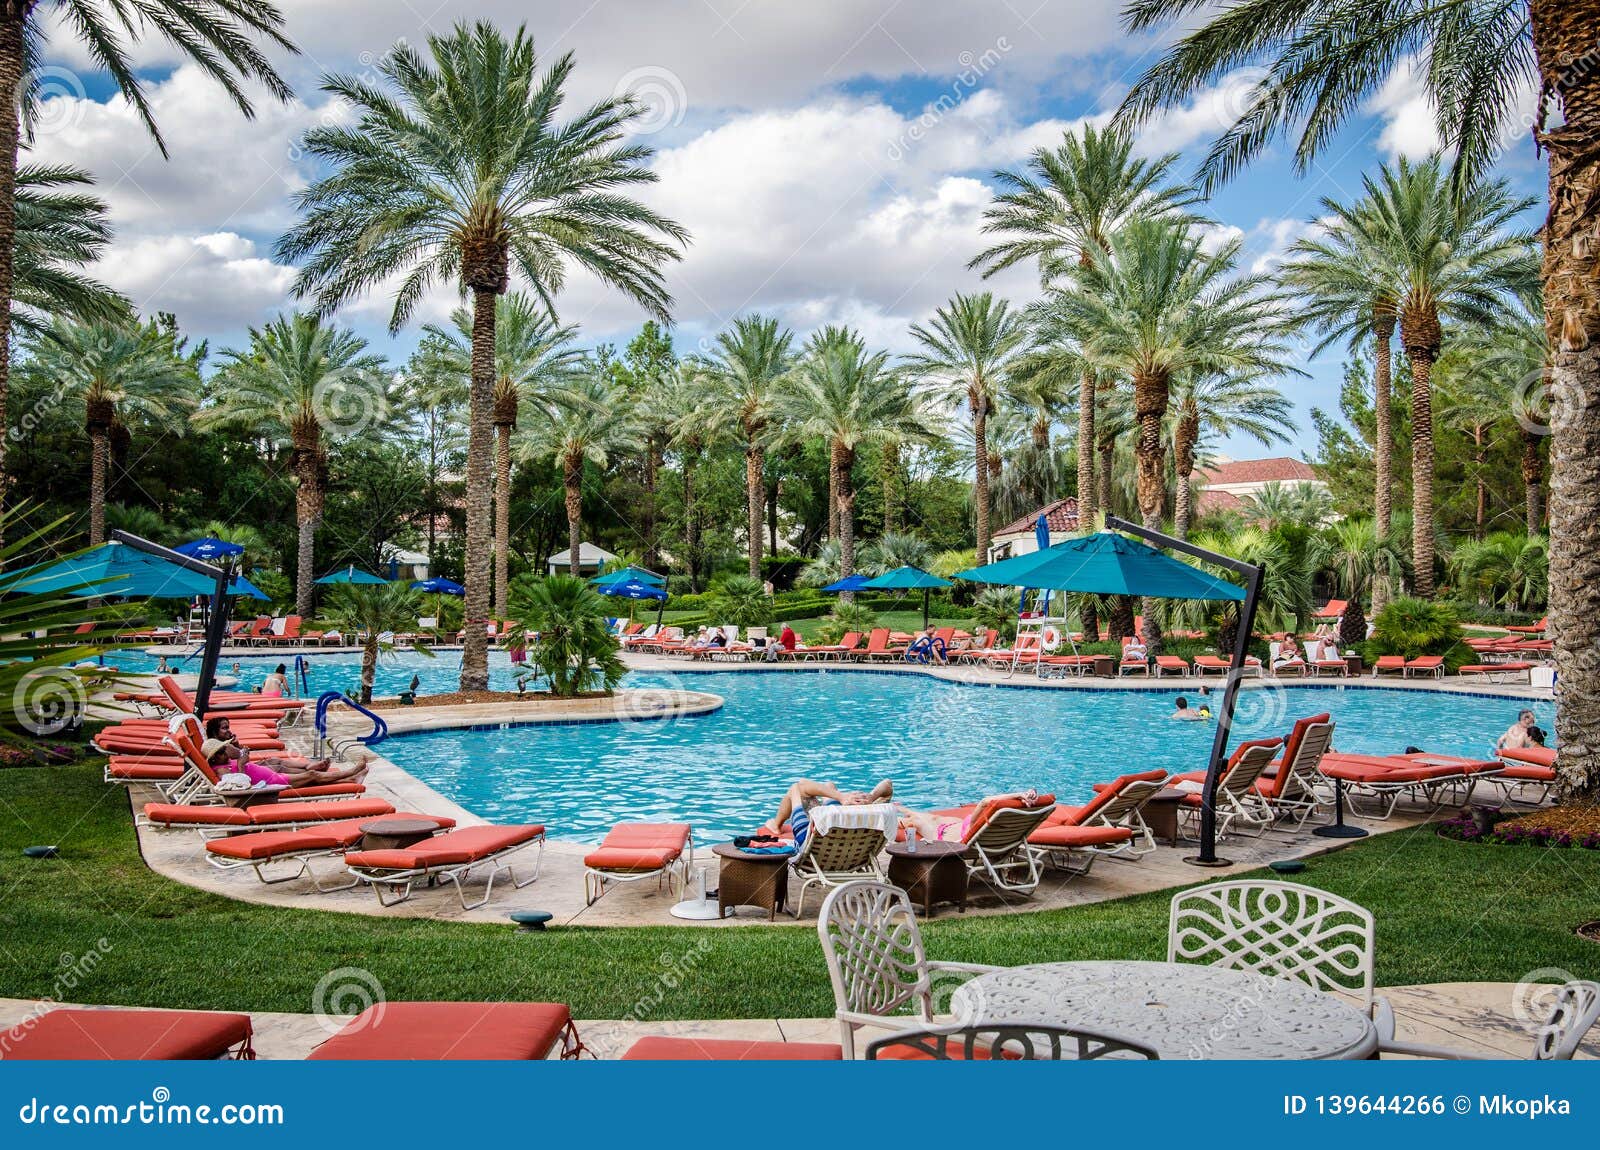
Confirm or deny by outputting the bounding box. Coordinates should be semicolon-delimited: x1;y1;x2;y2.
693;315;795;577
1170;373;1295;539
1114;0;1600;795
520;372;640;578
422;293;583;614
13;165;127;333
777;329;922;583
1038;217;1298;653
197;314;389;615
25;317;193;544
903;292;1028;563
971;125;1199;525
0;2;292;490
1355;158;1538;596
1309;517;1407;646
278;22;687;692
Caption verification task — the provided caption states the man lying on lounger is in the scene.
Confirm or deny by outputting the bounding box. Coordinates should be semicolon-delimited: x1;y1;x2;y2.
202;717;372;788
760;778;895;843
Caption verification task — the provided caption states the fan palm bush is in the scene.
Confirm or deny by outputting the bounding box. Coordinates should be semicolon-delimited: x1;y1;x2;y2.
705;575;772;629
1369;597;1467;666
1449;532;1549;611
971;586;1023;641
509;576;624;697
859;532;933;576
319;583;432;705
815;602;880;644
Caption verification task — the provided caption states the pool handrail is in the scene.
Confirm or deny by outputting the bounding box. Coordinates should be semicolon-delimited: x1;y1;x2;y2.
313;690;388;757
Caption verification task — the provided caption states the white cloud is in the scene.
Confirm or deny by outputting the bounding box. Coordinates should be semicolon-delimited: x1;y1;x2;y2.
1368;61;1442;161
97;233;296;331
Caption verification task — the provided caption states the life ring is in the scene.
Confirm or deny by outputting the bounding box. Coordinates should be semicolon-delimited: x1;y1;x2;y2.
1040;624;1062;651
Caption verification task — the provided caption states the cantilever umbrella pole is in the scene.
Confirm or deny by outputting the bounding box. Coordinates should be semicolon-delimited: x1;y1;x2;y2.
1103;516;1263;868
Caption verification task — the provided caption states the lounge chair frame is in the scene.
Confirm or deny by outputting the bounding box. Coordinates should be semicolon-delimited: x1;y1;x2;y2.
788;823;887;918
1175;742;1279;840
583;833;694;906
963;804;1054;895
349;833;545;910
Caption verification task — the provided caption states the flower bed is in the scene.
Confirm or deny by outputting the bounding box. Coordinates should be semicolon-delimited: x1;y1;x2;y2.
1437;805;1600;850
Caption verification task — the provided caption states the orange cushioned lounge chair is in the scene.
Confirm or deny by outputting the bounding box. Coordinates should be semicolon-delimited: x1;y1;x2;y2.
3;1008;254;1060
1191;653;1262;677
1031;768;1169;864
307;1001;583;1061
142;797;396;835
1372;654;1406;677
582;822;693;905
623;1036;842;1060
1402;655;1446;679
1318;752;1500;818
204;812;456;888
1489;745;1557;804
343;824;545;910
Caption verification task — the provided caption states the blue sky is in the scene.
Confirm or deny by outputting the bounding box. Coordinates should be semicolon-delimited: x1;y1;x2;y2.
32;0;1546;459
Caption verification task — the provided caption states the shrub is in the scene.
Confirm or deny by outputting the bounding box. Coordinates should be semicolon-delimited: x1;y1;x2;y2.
814;602;880;643
704;575;772;628
971;587;1022;641
1368;596;1466;665
509;575;624;697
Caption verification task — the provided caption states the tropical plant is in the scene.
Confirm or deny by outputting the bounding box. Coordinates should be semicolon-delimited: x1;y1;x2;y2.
694;315;796;577
13;165;128;333
1449;532;1549;610
319;583;433;704
1170;373;1295;538
859;532;933;576
971;125;1200;523
421;293;584;614
520;372;640;579
1344;158;1538;596
1187;525;1311;646
797;538;845;589
0;1;293;488
705;574;772;629
279;21;687;693
509;575;624;696
903;292;1029;563
814;601;880;644
1369;596;1466;662
1243;482;1334;532
1310;517;1408;647
777;328;922;584
971;586;1023;641
25;317;196;545
1113;0;1599;792
197;314;389;615
1002;342;1079;505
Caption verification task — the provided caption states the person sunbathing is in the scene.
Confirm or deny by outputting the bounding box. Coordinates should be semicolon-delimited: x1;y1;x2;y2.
897;789;1043;843
202;718;371;786
760;777;894;838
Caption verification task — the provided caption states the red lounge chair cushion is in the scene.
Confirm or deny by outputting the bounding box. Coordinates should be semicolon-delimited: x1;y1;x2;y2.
583;846;682;871
1318;755;1461;784
1027;824;1132;848
107;760;185;781
4;1008;251;1060
1062;769;1166;825
1461;663;1534;673
344;825;544;870
204;813;456;861
144;798;396;827
960;792;1056;841
623;1037;842;1060
1500;746;1556;768
307;1002;573;1061
1498;763;1556;781
277;782;366;800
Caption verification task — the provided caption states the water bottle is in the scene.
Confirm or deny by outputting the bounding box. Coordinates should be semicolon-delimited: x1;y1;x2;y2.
906;826;918;853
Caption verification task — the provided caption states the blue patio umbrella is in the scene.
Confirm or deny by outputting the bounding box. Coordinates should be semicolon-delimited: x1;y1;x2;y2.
411;577;466;595
175;537;244;561
590;565;665;588
11;542;217;599
821;573;873;593
861;565;953;628
600;575;668;624
957;531;1245;601
315;565;388;586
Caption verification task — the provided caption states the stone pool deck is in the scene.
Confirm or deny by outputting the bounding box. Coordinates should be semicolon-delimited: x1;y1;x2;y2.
3;983;1591;1059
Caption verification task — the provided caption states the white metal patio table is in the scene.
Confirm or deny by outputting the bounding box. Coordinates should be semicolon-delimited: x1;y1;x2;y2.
950;960;1377;1059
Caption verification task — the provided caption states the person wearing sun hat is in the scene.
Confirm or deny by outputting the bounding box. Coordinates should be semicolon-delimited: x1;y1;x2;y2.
201;719;372;788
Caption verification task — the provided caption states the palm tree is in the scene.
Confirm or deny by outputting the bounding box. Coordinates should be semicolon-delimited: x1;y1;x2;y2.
422;293;584;615
0;2;292;490
1188;524;1311;646
197;314;389;615
777;329;922;583
1002;343;1078;506
1354;158;1538;596
658;363;724;591
13;165;127;333
1243;482;1335;532
1310;517;1406;647
320;582;432;704
1170;373;1295;539
508;575;625;697
1114;0;1600;794
903;292;1028;563
520;372;639;578
278;22;687;693
694;315;796;577
1449;531;1549;611
971;125;1199;525
24;318;194;545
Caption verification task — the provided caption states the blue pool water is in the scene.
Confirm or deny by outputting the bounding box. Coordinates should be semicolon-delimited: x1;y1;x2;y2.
102;647;535;698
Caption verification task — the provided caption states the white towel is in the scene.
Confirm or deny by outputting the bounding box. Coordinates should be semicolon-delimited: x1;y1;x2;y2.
810;801;899;839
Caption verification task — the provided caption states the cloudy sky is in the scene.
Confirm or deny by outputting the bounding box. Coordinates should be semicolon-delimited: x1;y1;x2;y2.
31;0;1546;455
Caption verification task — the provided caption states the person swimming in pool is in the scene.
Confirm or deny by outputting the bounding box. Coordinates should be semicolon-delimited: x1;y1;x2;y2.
1169;696;1208;721
760;777;895;842
1496;709;1541;752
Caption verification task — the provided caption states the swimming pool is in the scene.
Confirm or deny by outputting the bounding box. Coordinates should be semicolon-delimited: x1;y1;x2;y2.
371;668;1554;844
101;647;535;698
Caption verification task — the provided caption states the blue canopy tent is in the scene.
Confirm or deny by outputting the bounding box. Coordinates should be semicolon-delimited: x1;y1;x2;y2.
599;575;669;625
591;566;666;588
861;565;953;628
957;515;1262;868
315;565;388;586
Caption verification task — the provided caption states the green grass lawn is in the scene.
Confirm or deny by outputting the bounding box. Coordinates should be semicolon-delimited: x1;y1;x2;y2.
1;762;1596;1018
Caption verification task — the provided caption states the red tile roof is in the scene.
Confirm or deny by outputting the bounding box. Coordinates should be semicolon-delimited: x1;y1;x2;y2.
1198;457;1317;486
1197;489;1246;515
993;498;1080;538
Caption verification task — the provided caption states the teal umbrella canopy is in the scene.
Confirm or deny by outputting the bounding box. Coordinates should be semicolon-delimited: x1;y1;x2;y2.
315;565;388;586
590;566;666;588
9;542;217;599
957;532;1245;601
862;566;953;591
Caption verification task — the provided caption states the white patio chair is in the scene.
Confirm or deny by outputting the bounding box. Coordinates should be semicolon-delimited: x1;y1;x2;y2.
864;1021;1158;1060
817;881;998;1059
1168;879;1379;1016
1376;979;1600;1060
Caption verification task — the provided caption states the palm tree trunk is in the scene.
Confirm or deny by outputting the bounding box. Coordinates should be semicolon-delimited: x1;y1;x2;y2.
827;446;841;540
746;437;764;578
972;390;990;564
360;637;378;706
1473;425;1487;538
494;421;511;617
1077;370;1096;525
0;18;22;523
290;425;322;618
1522;428;1544;535
881;440;900;534
1370;313;1397;613
1535;0;1600;796
682;453;700;591
1173;410;1199;541
1133;370;1169;657
459;286;497;692
642;432;661;569
1097;435;1114;515
1401;314;1439;598
564;453;582;577
86;396;113;546
836;443;857;581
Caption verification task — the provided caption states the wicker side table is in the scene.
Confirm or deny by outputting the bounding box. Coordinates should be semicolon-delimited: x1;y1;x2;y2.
885;841;970;917
712;843;789;920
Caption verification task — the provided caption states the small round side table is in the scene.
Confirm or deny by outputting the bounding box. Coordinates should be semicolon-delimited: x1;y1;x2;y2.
712;843;789;920
885;841;970;917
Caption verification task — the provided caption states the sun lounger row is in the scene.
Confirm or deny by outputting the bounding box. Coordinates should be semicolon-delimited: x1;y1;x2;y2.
4;1001;584;1061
